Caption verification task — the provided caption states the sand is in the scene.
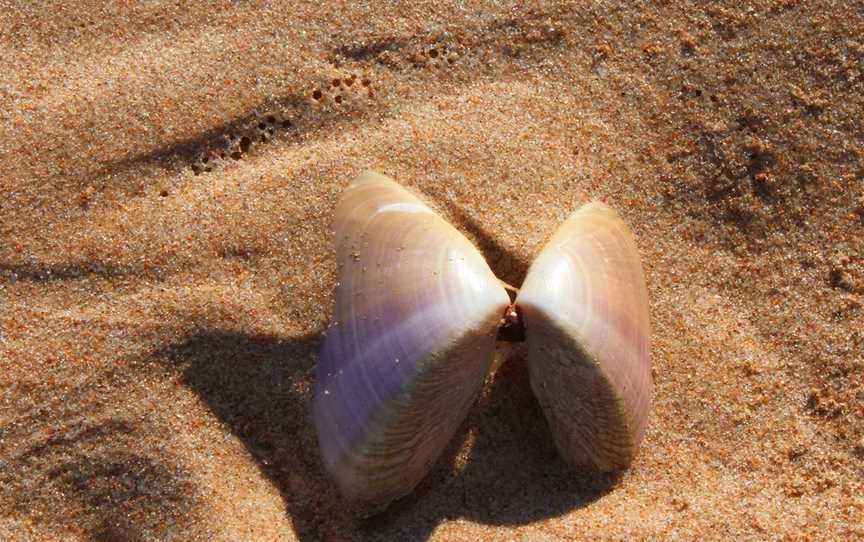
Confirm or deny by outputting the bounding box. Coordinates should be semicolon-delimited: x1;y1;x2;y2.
1;1;862;540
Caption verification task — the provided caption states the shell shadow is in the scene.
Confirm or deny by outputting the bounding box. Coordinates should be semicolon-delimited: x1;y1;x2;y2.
156;332;618;541
153;330;358;540
446;202;531;288
358;350;620;540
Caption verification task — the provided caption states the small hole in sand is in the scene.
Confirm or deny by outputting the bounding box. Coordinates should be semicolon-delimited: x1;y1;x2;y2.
258;122;266;130
361;79;371;87
313;89;323;100
428;48;438;58
282;119;292;128
345;77;355;86
240;136;252;153
201;156;209;164
160;189;169;197
335;95;343;104
332;78;341;87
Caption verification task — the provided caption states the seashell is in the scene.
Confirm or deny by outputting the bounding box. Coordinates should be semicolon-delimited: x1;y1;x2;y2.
314;172;653;511
516;202;652;471
313;171;510;511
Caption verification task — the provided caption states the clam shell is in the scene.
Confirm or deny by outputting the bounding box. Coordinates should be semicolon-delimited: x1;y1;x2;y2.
313;171;510;509
516;203;652;471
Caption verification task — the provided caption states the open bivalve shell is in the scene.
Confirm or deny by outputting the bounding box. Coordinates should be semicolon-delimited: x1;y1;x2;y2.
313;171;510;511
313;172;652;512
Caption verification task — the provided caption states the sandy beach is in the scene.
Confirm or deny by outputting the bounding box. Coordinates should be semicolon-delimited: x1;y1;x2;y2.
1;1;862;540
